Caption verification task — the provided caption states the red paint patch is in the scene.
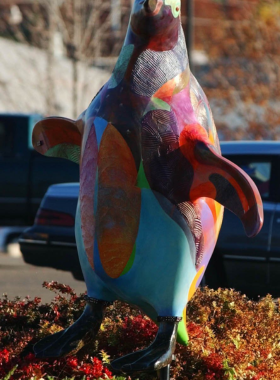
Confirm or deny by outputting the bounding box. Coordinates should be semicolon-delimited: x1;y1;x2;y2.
33;117;81;155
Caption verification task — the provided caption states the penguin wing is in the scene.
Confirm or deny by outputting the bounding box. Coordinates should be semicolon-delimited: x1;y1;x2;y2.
179;130;263;238
141;110;263;238
32;117;82;164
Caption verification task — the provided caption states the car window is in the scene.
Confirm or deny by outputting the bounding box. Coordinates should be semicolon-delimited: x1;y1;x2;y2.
28;115;42;150
0;117;15;157
224;154;272;201
240;162;271;200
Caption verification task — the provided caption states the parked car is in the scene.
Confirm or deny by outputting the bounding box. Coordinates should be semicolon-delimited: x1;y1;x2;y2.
19;183;82;279
20;141;280;297
0;113;79;250
206;141;280;298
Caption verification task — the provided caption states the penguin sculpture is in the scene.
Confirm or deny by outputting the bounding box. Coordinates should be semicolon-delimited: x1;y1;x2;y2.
32;0;263;373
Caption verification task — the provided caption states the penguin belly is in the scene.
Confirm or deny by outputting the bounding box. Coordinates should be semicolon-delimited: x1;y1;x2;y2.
93;188;197;320
75;199;117;302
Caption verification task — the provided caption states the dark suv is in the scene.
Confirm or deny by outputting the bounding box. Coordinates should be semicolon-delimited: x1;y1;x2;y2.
206;141;280;298
0;113;79;250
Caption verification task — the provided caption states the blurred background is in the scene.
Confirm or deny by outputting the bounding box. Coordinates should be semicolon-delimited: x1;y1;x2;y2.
1;0;279;138
0;0;280;301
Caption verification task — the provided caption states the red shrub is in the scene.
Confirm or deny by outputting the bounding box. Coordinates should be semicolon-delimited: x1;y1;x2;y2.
0;284;280;379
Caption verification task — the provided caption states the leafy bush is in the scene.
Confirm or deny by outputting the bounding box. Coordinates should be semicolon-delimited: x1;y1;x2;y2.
0;282;280;380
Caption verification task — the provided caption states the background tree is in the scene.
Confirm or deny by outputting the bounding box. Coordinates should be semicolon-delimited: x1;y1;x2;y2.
0;0;279;137
194;0;280;140
0;0;129;117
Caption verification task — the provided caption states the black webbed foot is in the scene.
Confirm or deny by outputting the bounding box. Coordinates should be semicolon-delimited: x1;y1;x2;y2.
111;320;179;373
110;348;147;371
34;300;108;358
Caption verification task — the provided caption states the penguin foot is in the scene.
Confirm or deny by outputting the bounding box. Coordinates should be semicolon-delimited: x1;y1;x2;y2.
110;348;147;371
34;301;107;358
111;321;178;373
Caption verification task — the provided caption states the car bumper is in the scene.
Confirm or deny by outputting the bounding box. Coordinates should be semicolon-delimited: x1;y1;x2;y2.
19;238;82;276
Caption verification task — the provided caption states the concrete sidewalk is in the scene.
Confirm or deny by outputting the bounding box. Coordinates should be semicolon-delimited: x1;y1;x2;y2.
0;251;86;303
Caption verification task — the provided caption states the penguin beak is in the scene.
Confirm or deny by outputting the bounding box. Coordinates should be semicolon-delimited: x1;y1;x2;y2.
143;0;163;15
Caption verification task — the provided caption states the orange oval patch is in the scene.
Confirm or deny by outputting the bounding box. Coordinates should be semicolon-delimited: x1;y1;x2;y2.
97;124;141;279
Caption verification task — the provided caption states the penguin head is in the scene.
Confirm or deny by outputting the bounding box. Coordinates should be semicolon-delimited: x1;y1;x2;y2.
130;0;181;42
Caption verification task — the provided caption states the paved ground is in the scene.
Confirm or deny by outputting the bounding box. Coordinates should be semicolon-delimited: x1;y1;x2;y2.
0;247;86;303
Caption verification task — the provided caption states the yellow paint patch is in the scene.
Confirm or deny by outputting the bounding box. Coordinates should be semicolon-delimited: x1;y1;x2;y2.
214;202;224;240
188;266;205;302
183;306;187;325
173;69;190;95
165;0;181;17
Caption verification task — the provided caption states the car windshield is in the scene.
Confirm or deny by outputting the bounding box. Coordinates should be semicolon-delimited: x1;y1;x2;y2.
241;162;271;200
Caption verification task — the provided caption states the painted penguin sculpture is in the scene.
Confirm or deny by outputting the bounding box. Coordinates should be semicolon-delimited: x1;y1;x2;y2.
32;0;263;373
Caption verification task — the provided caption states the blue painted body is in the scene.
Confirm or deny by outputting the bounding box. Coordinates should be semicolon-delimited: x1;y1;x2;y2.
76;152;196;319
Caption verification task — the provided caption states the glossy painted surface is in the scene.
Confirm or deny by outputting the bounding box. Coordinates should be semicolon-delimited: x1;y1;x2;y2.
32;0;263;345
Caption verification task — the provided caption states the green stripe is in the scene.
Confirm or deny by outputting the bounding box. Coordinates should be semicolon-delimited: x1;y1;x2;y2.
137;161;150;189
144;97;171;116
108;44;134;89
177;318;189;345
45;143;80;164
120;244;136;276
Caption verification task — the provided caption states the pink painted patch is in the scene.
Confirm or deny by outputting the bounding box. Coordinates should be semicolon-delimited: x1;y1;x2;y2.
80;123;98;269
196;198;217;270
170;87;197;134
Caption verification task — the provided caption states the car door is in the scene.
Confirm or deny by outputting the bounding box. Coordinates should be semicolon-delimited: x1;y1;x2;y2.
206;154;276;298
0;115;31;224
29;153;79;218
267;155;280;296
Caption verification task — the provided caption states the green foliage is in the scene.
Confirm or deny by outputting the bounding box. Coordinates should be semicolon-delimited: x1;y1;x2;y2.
0;365;18;380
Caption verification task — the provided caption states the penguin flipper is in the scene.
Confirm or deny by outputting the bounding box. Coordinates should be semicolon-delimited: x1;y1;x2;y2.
32;117;82;164
179;131;263;237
